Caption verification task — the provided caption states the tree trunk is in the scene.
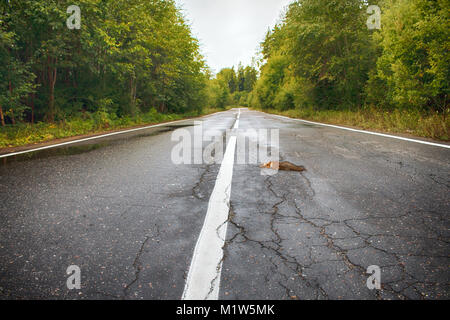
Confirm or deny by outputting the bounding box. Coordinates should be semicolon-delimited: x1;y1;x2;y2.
129;74;137;115
159;101;166;113
10;109;15;125
8;81;15;125
47;55;57;122
30;92;35;124
0;105;5;126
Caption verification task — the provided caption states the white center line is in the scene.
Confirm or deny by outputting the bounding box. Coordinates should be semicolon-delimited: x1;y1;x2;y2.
182;113;239;300
233;109;240;129
233;119;239;129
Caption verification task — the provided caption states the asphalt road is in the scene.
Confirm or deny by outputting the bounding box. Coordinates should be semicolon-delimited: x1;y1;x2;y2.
0;108;448;300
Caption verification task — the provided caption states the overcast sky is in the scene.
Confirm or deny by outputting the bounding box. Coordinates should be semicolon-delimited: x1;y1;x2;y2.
176;0;293;73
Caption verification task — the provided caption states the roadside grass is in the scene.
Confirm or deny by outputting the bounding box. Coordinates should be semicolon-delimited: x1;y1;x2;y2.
253;107;450;141
0;107;226;149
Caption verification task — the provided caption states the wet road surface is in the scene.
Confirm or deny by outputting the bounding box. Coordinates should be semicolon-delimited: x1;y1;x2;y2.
0;109;448;299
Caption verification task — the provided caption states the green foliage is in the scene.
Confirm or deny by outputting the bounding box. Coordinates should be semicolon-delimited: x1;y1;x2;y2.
253;0;375;111
0;0;208;128
245;0;448;139
0;106;219;148
206;64;258;108
1;0;447;145
366;0;449;112
250;0;448;123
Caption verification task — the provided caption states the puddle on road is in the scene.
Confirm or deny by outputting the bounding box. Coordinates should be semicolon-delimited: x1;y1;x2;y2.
1;142;111;165
0;123;193;167
164;123;194;129
285;122;322;129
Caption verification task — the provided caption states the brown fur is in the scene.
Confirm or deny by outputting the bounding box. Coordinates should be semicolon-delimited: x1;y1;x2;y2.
259;161;306;172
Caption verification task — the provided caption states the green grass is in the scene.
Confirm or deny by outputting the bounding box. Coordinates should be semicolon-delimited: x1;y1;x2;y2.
253;107;450;141
0;107;226;149
6;105;444;148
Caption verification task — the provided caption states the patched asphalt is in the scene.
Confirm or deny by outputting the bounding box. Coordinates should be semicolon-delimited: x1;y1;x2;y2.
0;109;448;300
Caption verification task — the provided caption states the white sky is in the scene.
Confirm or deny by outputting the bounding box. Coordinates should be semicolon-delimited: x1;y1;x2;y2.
176;0;293;73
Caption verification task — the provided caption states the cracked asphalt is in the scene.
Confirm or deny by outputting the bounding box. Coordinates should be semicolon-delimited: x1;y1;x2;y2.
0;109;449;300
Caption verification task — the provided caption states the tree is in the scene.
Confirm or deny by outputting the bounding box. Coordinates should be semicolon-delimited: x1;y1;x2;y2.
368;0;449;112
0;0;208;125
0;6;36;125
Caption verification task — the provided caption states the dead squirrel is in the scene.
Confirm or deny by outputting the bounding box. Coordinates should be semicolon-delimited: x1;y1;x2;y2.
260;161;306;172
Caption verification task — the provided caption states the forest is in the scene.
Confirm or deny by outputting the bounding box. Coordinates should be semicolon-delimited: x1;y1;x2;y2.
0;0;212;147
245;0;449;140
0;0;449;148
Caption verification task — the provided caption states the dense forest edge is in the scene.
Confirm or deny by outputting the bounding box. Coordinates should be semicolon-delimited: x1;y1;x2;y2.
0;0;449;150
0;0;216;148
213;0;449;141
